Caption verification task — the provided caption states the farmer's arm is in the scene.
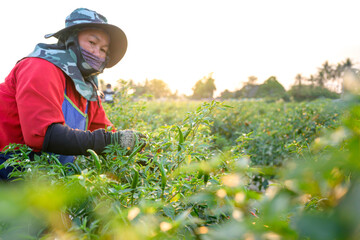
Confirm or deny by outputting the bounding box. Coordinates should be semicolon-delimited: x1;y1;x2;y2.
42;123;111;155
42;124;144;155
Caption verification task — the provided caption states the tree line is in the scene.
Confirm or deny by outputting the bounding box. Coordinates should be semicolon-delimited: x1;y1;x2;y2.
100;58;356;101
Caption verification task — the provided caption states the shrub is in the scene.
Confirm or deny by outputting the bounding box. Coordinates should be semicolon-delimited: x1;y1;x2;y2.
288;85;340;101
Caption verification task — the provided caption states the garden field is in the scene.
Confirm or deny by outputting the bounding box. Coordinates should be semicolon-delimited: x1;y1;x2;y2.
1;91;359;239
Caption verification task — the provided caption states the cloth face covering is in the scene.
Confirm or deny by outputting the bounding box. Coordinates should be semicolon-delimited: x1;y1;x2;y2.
80;47;106;71
26;32;105;101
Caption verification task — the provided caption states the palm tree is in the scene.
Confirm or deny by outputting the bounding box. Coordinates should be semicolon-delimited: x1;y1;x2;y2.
316;71;325;87
335;63;343;78
340;58;354;94
333;63;346;93
295;73;303;87
342;58;353;70
317;61;335;87
308;75;316;86
244;75;258;86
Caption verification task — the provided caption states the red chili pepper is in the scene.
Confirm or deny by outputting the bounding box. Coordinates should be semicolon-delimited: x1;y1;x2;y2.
250;211;259;218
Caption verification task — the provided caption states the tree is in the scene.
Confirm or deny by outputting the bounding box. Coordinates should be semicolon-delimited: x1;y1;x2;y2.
235;76;260;98
316;59;354;93
236;85;260;98
244;76;258;86
219;89;234;99
308;74;316;86
131;79;147;97
294;74;303;87
147;79;172;98
130;79;172;99
191;73;216;99
342;58;353;70
288;85;340;101
316;61;333;87
256;76;287;101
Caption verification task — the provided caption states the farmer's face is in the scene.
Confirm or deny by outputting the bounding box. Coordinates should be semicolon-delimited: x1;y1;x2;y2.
78;28;110;59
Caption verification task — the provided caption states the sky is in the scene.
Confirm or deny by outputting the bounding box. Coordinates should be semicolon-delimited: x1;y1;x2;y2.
1;0;360;96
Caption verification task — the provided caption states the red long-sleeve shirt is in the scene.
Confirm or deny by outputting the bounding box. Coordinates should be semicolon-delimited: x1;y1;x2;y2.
0;57;113;152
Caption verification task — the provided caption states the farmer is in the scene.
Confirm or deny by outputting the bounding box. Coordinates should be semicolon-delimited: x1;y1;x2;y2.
0;8;145;179
103;83;115;103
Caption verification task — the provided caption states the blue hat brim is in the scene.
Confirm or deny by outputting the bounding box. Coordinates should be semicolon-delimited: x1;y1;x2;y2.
45;22;127;68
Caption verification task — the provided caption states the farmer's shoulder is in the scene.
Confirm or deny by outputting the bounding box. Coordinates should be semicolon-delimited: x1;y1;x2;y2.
13;57;64;80
17;57;60;69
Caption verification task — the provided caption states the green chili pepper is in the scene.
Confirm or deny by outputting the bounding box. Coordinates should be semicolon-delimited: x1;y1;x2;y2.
159;163;167;192
183;128;191;141
74;162;82;174
52;156;63;166
87;149;101;172
130;168;140;205
176;126;184;151
65;162;81;175
131;169;139;190
51;156;66;176
197;170;204;179
203;173;210;185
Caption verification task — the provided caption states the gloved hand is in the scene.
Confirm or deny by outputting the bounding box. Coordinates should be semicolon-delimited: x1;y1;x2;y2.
42;123;147;157
111;130;147;152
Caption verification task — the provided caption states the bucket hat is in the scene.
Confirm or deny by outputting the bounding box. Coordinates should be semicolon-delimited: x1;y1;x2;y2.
45;8;127;68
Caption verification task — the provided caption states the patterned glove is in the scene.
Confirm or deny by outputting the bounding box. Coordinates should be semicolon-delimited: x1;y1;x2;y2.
111;130;147;152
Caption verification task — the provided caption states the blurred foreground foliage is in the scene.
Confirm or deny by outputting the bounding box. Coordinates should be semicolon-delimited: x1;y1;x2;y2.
1;79;360;239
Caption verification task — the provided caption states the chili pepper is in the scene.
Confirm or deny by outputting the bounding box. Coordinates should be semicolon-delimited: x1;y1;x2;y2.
159;163;167;193
51;156;66;176
176;126;184;151
131;169;139;190
203;173;209;185
197;170;204;179
66;162;81;175
87;149;101;172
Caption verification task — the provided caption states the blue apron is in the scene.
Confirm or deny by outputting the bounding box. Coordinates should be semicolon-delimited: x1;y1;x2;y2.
59;89;89;164
0;90;89;179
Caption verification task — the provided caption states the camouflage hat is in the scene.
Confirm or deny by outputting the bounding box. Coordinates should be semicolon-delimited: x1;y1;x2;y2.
45;8;127;68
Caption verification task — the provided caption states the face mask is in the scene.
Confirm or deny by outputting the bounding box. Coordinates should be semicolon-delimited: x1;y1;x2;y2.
80;47;106;71
63;32;109;77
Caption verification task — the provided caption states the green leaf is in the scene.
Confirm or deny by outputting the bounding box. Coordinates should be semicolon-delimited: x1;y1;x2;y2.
163;204;175;219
